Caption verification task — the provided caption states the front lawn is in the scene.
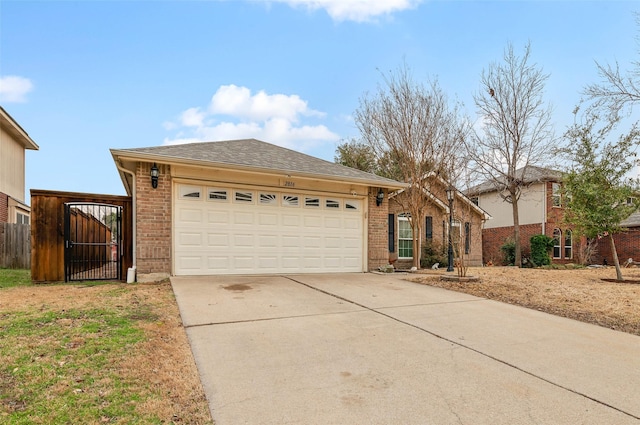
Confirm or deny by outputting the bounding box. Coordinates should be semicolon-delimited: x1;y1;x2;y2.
0;269;212;424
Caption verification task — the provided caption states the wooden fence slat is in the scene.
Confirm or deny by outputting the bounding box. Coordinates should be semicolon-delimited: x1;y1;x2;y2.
0;223;31;269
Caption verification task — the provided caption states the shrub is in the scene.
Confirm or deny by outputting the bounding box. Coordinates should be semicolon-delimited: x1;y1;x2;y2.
500;239;516;266
420;240;447;268
530;234;555;267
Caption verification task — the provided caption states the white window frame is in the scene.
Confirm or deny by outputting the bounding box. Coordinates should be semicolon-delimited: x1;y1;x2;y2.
282;194;299;207
259;193;278;206
552;183;562;207
234;191;254;204
553;228;562;259
345;200;360;211
304;197;320;208
564;229;573;259
398;214;413;259
179;185;202;200
207;188;228;202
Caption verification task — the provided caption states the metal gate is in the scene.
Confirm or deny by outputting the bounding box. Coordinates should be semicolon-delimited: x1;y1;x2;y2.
64;203;122;282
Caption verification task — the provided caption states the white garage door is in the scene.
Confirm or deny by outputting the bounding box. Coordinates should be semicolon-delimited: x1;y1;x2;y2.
173;184;365;275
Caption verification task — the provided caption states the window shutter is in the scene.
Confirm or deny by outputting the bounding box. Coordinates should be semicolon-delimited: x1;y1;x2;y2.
425;216;433;240
465;222;471;254
388;214;395;252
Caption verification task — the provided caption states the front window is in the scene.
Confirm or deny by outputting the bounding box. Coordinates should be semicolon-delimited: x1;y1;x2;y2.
398;214;413;259
552;183;562;207
565;230;573;259
553;228;562;258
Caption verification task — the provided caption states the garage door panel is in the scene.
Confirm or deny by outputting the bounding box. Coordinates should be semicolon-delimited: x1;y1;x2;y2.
207;233;229;247
233;234;254;247
175;184;365;275
179;208;203;223
178;232;202;246
207;211;229;224
258;235;278;247
233;211;255;225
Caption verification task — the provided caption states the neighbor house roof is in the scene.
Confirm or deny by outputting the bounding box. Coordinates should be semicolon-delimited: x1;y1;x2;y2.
467;165;563;195
621;211;640;228
0;106;39;150
111;138;407;190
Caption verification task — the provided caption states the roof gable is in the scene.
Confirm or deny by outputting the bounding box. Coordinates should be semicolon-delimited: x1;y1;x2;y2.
0;106;39;150
467;165;563;195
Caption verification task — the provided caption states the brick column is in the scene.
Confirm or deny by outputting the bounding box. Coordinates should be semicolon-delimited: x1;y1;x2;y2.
367;188;389;271
135;162;171;280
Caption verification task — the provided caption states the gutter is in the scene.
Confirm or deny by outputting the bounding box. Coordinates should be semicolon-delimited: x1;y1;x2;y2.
115;160;137;282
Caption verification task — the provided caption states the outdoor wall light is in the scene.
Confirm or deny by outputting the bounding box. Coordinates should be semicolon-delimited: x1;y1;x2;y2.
150;163;159;189
376;188;385;207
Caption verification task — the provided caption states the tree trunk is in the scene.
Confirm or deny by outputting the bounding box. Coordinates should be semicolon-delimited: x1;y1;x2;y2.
609;233;624;281
511;193;522;267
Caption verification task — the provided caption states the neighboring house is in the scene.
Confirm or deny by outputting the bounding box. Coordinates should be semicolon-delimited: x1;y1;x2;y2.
467;166;576;265
0;106;39;224
110;139;406;280
596;208;640;266
389;173;491;269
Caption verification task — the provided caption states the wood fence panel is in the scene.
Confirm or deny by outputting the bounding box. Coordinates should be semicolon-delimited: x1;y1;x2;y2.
0;223;31;269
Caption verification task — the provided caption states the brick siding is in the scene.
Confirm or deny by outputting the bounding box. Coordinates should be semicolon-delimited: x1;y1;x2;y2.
389;187;484;268
0;192;8;223
135;162;172;275
596;228;640;266
367;188;390;271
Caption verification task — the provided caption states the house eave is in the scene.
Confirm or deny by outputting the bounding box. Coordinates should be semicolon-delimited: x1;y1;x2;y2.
110;149;408;191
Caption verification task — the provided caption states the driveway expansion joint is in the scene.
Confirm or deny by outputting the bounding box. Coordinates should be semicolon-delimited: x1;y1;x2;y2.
283;275;640;421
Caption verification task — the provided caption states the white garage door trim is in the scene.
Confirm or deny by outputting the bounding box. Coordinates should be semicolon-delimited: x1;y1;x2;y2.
173;182;367;275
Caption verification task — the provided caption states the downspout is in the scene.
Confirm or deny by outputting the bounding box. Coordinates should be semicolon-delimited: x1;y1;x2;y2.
116;161;137;282
541;182;547;236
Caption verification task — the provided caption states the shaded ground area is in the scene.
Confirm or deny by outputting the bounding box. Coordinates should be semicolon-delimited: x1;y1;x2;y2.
409;266;640;336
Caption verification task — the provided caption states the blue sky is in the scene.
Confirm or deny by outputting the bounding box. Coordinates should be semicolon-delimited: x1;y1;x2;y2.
1;0;639;199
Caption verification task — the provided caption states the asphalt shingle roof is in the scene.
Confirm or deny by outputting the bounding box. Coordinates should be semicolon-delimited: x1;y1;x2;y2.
113;138;404;187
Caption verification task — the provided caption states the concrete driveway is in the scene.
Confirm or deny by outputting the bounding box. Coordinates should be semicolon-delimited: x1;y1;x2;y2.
171;273;640;425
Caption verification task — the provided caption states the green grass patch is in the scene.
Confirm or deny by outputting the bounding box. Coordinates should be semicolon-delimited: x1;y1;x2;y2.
0;268;32;289
0;304;164;424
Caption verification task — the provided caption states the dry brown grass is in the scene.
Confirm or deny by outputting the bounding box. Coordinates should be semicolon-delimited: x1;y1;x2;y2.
1;280;213;424
409;266;640;336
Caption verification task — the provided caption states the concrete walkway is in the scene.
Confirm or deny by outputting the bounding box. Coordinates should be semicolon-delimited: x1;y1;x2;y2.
171;273;640;425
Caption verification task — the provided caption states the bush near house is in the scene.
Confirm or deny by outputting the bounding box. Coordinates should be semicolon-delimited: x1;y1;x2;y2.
530;234;555;267
420;240;447;269
500;239;516;266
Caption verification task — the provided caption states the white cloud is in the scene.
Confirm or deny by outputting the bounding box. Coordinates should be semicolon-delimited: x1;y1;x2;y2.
0;75;34;103
164;85;340;150
180;107;206;127
209;84;323;121
276;0;422;22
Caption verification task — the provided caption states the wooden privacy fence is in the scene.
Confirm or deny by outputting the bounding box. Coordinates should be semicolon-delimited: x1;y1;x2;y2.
0;223;31;269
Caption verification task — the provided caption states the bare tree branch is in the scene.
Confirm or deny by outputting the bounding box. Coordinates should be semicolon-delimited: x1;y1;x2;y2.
466;42;556;267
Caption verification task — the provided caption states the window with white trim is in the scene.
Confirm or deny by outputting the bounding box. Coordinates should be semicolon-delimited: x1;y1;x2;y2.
552;183;562;207
234;191;253;203
398;214;413;259
208;188;228;201
282;194;299;207
345;200;360;211
260;193;278;205
325;199;340;209
553;228;562;258
305;197;320;208
179;185;202;199
16;213;29;225
564;230;573;259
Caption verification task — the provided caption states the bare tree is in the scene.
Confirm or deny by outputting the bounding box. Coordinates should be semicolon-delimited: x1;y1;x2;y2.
583;14;640;121
467;42;555;267
355;64;469;268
